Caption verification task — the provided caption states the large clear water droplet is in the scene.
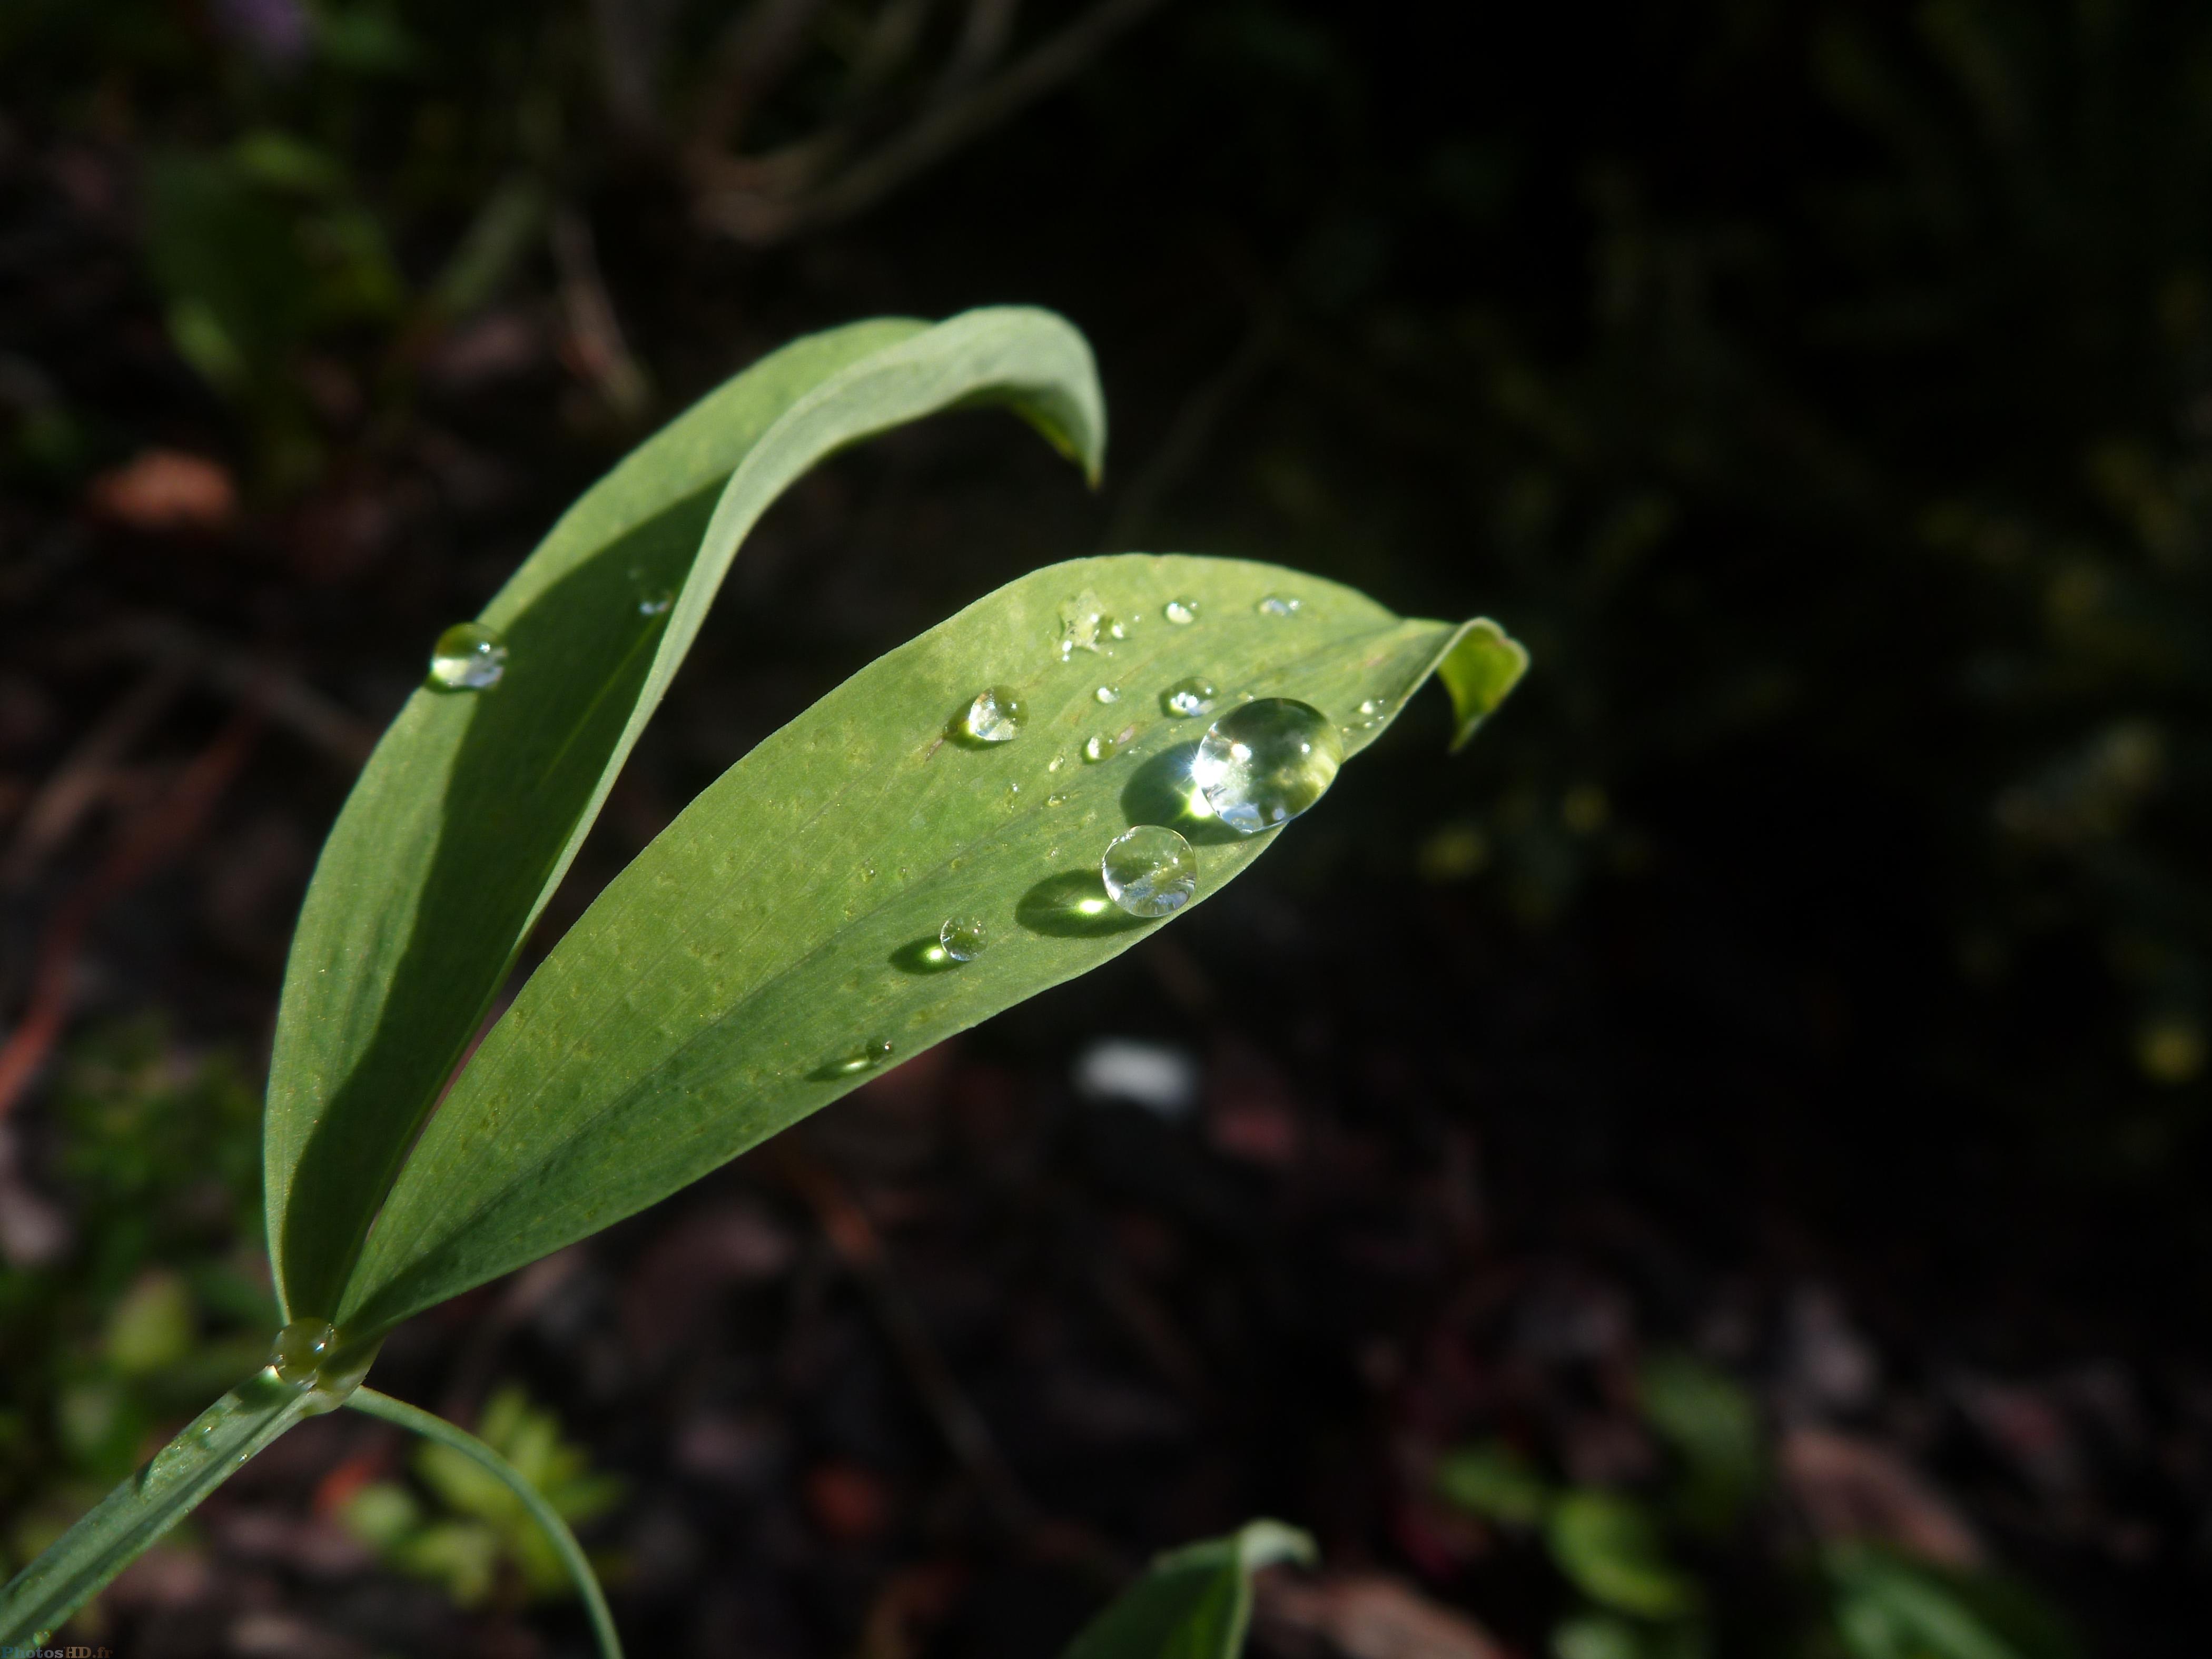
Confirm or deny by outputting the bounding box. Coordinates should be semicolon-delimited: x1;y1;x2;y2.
428;623;507;689
1162;676;1217;718
1095;685;1120;704
1256;595;1301;618
1193;698;1343;834
960;687;1026;743
939;916;988;962
823;1039;895;1077
1083;733;1120;763
1101;825;1198;919
270;1318;337;1386
1164;598;1199;625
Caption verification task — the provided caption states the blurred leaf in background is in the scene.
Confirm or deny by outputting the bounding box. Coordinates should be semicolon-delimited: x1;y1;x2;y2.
340;1385;623;1609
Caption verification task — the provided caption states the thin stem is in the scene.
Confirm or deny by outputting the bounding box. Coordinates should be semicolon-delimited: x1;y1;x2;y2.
345;1387;622;1659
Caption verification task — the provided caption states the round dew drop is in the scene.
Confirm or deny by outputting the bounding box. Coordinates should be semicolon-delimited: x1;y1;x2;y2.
269;1318;337;1386
939;916;988;962
1164;598;1199;625
1193;698;1344;834
960;687;1025;744
1101;825;1198;919
1083;733;1119;763
638;590;674;617
1095;685;1119;704
428;622;508;690
824;1039;894;1077
1162;676;1217;718
1256;595;1301;618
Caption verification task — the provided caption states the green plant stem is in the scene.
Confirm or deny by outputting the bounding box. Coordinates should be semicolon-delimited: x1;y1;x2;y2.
344;1386;622;1659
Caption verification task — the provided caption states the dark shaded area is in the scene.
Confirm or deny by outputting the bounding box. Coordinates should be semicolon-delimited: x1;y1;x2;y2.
2;2;2209;1656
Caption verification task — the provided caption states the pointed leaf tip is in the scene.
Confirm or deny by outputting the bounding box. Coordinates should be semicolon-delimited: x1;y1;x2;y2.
1437;618;1528;752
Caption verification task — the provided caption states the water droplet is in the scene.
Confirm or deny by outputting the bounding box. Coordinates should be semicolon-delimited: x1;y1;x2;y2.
1059;590;1108;660
1164;598;1199;625
1101;825;1198;919
1109;619;1128;640
1193;698;1344;834
270;1319;337;1386
1162;676;1218;718
1048;754;1066;773
959;686;1026;743
939;916;988;962
1083;733;1120;763
1358;697;1387;717
823;1039;894;1077
1257;595;1301;618
1007;781;1022;797
638;589;674;617
1047;793;1069;806
1095;685;1120;704
861;862;878;882
427;622;507;690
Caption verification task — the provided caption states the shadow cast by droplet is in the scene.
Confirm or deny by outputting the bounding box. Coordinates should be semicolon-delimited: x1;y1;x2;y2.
1016;870;1147;937
1120;742;1246;845
890;937;960;975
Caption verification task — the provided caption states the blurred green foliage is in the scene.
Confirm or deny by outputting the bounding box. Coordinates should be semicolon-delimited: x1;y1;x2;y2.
0;1020;271;1575
1435;1353;2076;1659
340;1385;623;1609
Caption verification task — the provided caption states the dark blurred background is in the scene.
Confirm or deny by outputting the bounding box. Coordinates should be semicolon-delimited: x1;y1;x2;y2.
2;2;2209;1655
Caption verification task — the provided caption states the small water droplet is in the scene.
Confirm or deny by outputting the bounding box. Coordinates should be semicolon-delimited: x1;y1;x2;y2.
1164;598;1199;625
1358;697;1386;717
939;916;988;962
1095;685;1120;704
427;622;508;690
1101;825;1198;919
1257;595;1301;618
861;862;878;882
1008;781;1022;797
1162;676;1218;718
270;1318;337;1387
1083;733;1120;763
1192;698;1343;834
959;686;1026;743
1108;619;1127;640
638;589;674;617
823;1039;894;1077
1047;792;1069;806
1048;754;1066;773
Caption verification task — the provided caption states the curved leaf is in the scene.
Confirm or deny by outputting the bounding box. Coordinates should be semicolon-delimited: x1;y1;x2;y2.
338;552;1523;1333
266;308;1103;1321
0;1370;316;1645
1062;1520;1315;1659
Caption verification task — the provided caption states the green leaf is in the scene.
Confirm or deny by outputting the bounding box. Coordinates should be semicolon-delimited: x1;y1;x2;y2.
1063;1520;1315;1659
1546;1490;1701;1622
335;556;1521;1334
1636;1351;1764;1532
264;308;1104;1324
1434;1439;1552;1527
0;1370;317;1645
1826;1546;2077;1659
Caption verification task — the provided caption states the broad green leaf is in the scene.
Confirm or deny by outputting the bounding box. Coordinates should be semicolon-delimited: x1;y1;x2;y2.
266;308;1103;1322
1062;1520;1315;1659
336;556;1524;1333
0;1370;317;1644
1547;1490;1701;1621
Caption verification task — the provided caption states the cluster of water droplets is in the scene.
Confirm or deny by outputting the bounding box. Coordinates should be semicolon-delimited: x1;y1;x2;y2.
1162;676;1217;718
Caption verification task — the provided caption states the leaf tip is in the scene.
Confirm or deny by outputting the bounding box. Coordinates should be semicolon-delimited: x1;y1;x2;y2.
1437;618;1529;753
